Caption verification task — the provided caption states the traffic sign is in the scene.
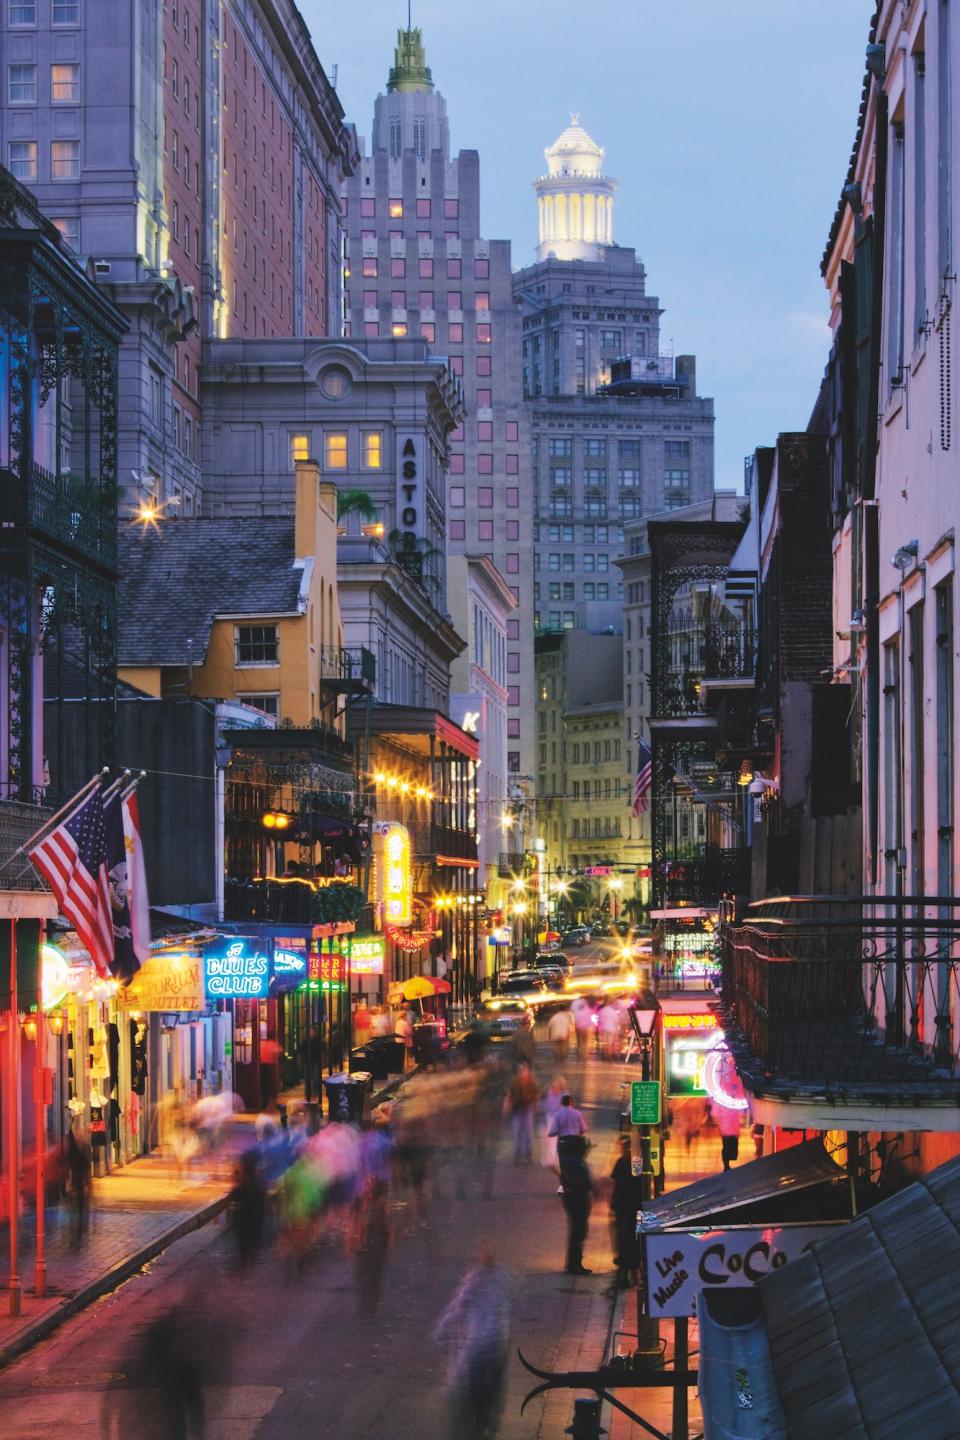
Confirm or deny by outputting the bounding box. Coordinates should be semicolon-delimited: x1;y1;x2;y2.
630;1080;661;1126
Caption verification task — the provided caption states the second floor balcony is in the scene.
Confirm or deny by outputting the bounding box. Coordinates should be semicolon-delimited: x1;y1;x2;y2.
0;795;54;893
718;896;960;1128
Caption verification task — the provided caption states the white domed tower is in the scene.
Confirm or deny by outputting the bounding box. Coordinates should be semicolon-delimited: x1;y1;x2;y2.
534;115;617;261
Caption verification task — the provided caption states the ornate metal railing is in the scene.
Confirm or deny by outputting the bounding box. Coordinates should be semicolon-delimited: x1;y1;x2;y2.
319;645;376;688
0;798;53;891
703;622;756;680
224;878;366;926
0;463;116;569
719;895;960;1091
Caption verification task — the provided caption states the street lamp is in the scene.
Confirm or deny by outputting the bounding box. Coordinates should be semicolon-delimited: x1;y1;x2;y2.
628;991;663;1364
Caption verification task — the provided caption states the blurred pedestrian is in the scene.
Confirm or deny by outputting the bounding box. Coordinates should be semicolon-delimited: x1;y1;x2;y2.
597;1000;622;1060
716;1101;743;1171
354;1179;391;1318
228;1149;266;1269
559;1149;593;1275
433;1250;511;1440
66;1118;92;1247
547;1006;572;1062
539;1075;566;1172
610;1135;642;1288
138;1304;206;1437
395;1007;414;1068
504;1062;538;1163
548;1091;588;1163
571;997;594;1061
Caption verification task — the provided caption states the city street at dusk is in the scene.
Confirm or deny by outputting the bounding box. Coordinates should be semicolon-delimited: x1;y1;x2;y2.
2;1;960;1435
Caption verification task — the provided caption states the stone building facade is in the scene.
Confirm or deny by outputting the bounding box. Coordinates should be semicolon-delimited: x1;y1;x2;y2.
513;120;715;631
341;27;533;783
0;0;354;514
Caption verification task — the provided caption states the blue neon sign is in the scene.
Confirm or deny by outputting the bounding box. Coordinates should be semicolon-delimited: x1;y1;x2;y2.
204;940;270;999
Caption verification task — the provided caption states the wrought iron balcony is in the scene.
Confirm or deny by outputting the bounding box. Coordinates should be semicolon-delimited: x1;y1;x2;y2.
718;896;960;1105
702;622;756;683
319;645;376;694
0;797;54;891
224;877;366;926
0;464;117;570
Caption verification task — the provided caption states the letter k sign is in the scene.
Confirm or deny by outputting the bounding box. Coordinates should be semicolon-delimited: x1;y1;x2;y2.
462;711;480;733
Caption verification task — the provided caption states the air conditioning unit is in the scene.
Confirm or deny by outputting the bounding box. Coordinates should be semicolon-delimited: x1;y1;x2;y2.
94;259;111;275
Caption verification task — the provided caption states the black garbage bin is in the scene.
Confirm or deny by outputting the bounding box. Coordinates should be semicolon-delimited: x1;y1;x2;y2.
365;1035;406;1075
324;1071;372;1123
350;1045;390;1083
412;1022;448;1067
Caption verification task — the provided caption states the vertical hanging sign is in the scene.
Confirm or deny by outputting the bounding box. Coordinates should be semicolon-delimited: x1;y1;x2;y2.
396;433;424;544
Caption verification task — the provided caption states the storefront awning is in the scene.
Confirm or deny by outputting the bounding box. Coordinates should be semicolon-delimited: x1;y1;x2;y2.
639;1139;844;1231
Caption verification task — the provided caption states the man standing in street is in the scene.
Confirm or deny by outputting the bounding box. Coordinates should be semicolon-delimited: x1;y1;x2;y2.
548;1091;588;1163
558;1148;593;1275
714;1100;743;1171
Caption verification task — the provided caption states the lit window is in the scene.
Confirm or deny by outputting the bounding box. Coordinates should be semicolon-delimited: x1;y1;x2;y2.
8;141;37;180
51;139;79;179
291;434;310;463
52;216;79;248
236;625;279;666
8;63;36;102
388;199;403;218
324;433;348;469
51;63;79;101
363;432;382;469
51;0;79;19
391;322;407;337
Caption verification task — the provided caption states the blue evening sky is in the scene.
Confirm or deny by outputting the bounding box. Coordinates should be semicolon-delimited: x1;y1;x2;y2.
301;1;872;491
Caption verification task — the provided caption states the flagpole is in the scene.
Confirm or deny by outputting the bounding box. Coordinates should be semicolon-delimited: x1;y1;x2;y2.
6;770;108;868
6;918;21;1315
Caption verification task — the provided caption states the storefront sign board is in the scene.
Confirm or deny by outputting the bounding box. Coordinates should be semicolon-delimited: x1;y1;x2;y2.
119;952;205;1011
350;937;385;974
645;1224;840;1318
203;940;270;999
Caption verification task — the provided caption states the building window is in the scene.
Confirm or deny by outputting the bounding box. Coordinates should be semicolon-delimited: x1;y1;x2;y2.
360;197;376;218
664;471;690;509
450;487;465;508
506;488;518;508
388;198;403;218
476;323;492;344
506;553;519;573
664;440;690;461
475;258;490;279
447;322;463;343
416;198;431;218
619;468;640;488
550;437;572;458
450;520;465;541
364;322;379;338
236;625;279;665
477;421;493;441
476;355;492;376
243;693;280;719
477;454;493;474
362;257;378;278
8;63;36;103
290;434;310;464
477;487;493;508
584;438;606;458
506;421;519;441
419;258;433;279
507;653;520;674
358;431;382;471
444;198;459;219
599;329;621;348
447;258;461;279
9;1;36;22
420;322;435;342
390;258;406;279
51;139;80;179
324;433;348;469
8;141;37;180
391;322;407;337
51;62;79;101
478;520;493;541
51;0;79;18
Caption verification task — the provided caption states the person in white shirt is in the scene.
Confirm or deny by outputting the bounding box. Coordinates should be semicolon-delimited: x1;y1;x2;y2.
547;1007;573;1061
548;1093;588;1161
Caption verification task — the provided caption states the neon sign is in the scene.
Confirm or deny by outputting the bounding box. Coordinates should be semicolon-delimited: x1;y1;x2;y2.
204;940;270;998
702;1044;748;1110
350;938;385;974
374;821;412;927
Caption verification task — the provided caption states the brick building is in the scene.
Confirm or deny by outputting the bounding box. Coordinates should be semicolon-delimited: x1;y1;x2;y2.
341;26;533;783
0;0;354;514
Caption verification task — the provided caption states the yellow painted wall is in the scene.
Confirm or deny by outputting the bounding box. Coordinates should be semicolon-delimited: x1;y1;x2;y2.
120;467;344;728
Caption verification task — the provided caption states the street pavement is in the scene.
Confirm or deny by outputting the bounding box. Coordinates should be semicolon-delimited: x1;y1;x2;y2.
0;1013;637;1439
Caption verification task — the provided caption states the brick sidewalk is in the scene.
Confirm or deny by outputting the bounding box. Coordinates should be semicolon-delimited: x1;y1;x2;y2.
0;1146;236;1367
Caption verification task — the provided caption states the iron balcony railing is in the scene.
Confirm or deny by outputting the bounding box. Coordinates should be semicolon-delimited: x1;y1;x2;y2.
703;623;756;681
0;798;54;891
0;464;117;569
319;645;376;690
718;895;960;1096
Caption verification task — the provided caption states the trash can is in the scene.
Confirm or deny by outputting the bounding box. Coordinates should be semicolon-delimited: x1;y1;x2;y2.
365;1035;406;1076
324;1071;371;1123
350;1045;390;1083
412;1022;448;1067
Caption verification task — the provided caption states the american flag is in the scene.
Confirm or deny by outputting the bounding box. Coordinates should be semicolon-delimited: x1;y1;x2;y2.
29;785;114;978
633;737;653;817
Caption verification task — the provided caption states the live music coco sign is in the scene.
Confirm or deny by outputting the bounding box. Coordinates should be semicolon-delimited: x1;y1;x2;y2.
644;1224;840;1318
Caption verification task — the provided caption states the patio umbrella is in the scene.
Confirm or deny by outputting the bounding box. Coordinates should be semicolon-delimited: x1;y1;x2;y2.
400;974;451;1014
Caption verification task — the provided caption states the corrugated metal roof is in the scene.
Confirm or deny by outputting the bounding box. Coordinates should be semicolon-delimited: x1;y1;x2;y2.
640;1140;843;1230
758;1155;960;1438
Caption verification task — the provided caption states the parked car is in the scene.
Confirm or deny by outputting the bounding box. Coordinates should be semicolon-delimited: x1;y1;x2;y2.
533;950;572;974
591;922;613;938
498;969;548;995
560;927;590;948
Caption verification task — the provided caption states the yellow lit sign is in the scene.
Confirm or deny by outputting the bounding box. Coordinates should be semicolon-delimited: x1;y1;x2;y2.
374;821;412;927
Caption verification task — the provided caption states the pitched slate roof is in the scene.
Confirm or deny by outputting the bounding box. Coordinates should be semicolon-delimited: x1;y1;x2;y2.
118;518;300;667
758;1155;960;1438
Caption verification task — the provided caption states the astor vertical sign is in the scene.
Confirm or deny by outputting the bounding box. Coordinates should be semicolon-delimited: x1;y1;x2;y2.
396;434;424;543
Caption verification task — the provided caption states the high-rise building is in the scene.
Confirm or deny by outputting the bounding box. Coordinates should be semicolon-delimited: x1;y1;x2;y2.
0;0;354;513
513;117;716;633
341;27;533;782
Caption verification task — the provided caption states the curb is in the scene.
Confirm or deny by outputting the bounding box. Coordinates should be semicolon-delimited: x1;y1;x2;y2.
0;1190;229;1372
